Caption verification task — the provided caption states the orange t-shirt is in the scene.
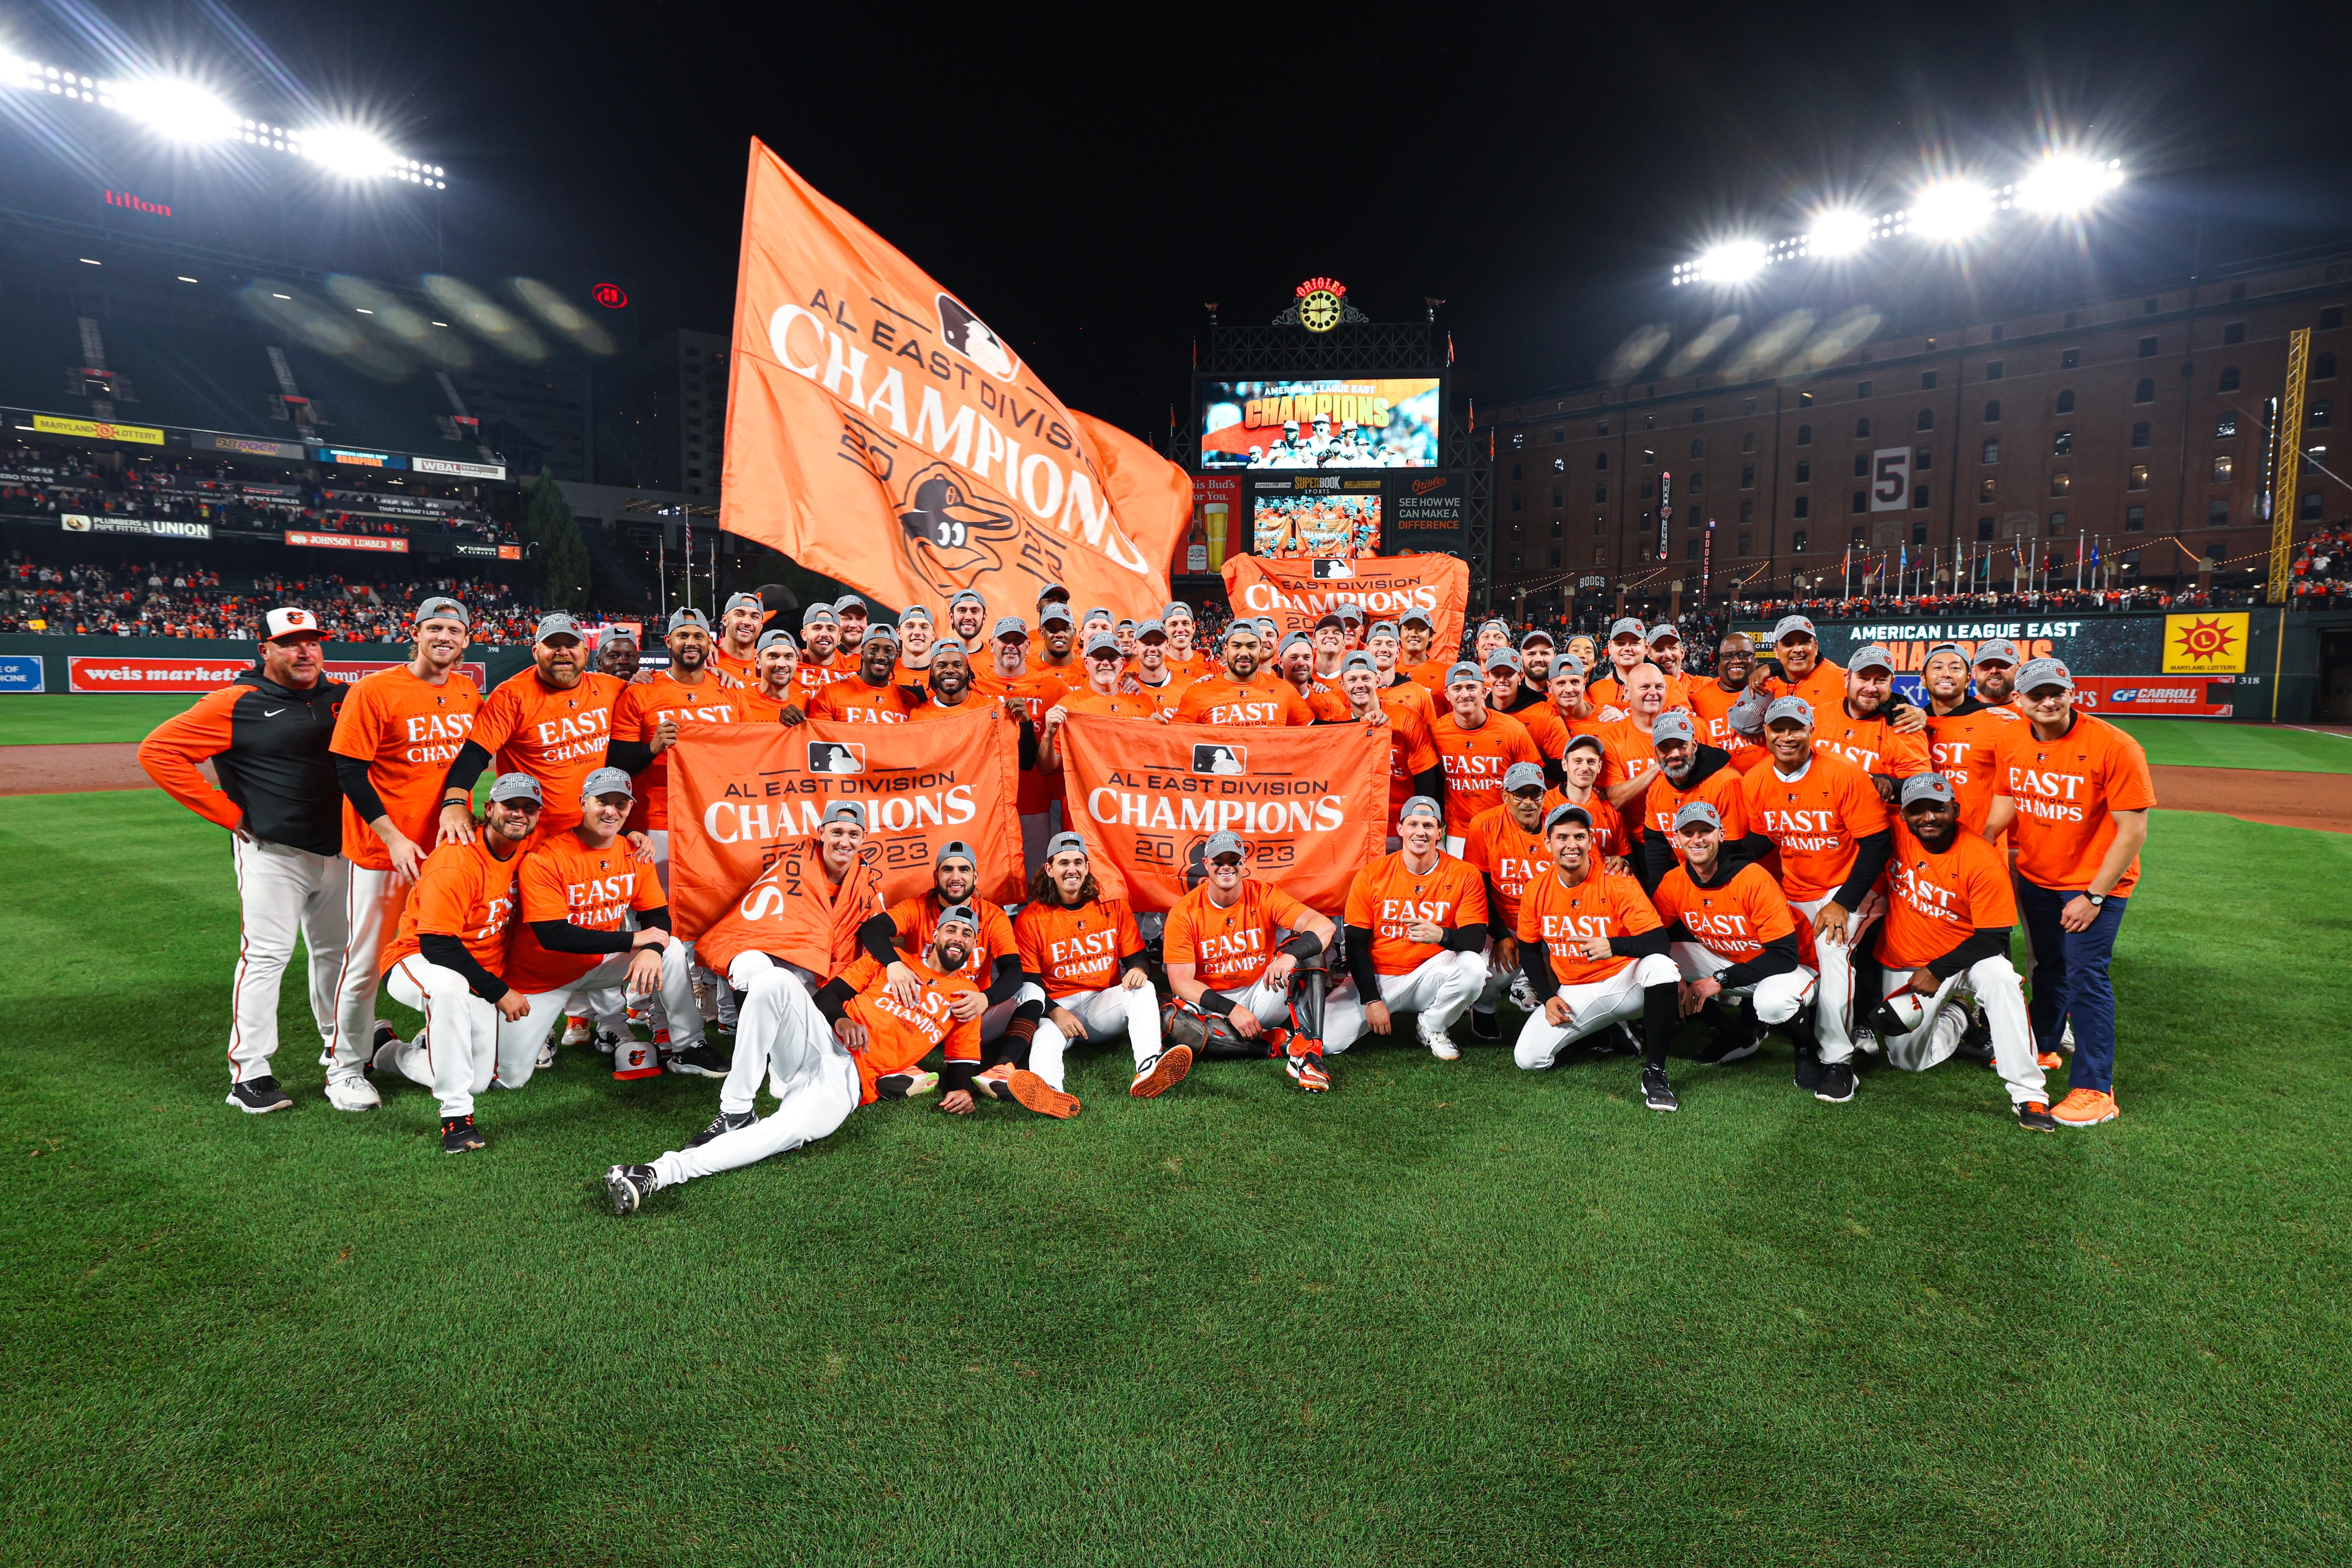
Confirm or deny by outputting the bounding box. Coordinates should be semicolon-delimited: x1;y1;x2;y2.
736;684;799;724
1297;682;1353;722
1738;750;1891;902
694;841;885;980
1877;819;2016;970
1813;702;1933;779
1362;693;1442;814
1343;851;1488;976
970;665;1069;815
1460;803;1552;930
710;645;760;686
1590;668;1695;712
1760;656;1847;716
1512;865;1662;989
887;893;1019;989
831;952;983;1104
329;664;483;870
1687;680;1768;772
1378;676;1438;728
791;652;840;700
1160;649;1221;684
1427;708;1541;836
808;674;924;723
1404;656;1457;692
1174;673;1316;727
1924;703;2025;838
1015;897;1144;998
1652;861;1816;969
470;668;628;833
1636;761;1754;865
1540;788;1628;861
1162;878;1316;992
378;835;523;978
505;829;666;994
1994;711;2157;896
610;669;744;830
1058;687;1168;721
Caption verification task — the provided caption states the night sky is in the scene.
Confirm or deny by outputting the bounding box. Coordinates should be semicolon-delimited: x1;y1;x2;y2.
20;1;2352;434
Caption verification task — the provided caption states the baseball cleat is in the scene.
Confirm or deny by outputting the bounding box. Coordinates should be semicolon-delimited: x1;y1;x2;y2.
227;1076;295;1114
976;1063;1081;1118
1418;1023;1461;1061
2036;1050;2065;1071
439;1114;485;1153
666;1044;732;1078
876;1067;941;1099
1469;1008;1499;1041
2051;1087;2118;1128
1641;1066;1680;1112
1597;1021;1642;1057
684;1108;758;1148
1508;974;1539;1013
1692;1025;1766;1066
1851;1029;1881;1057
1129;1045;1194;1098
593;1025;627;1056
535;1037;559;1071
322;1074;381;1112
371;1031;407;1076
1815;1062;1858;1104
562;1015;591;1047
1791;1038;1824;1093
2060;1021;2076;1054
1285;1048;1332;1093
604;1163;657;1215
2015;1100;2058;1132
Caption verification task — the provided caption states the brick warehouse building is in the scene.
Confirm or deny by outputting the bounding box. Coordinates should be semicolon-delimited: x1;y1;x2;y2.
1486;246;2349;617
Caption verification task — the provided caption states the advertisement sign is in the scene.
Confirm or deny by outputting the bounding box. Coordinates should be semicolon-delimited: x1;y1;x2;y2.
1869;447;1912;512
33;414;164;446
1392;472;1465;532
0;653;45;692
1188;474;1243;574
68;656;486;693
196;433;307;460
1200;377;1442;469
2071;675;2237;717
1249;476;1382;558
452;543;524;560
1221;552;1471;655
412;456;509;481
1657;470;1672;560
285;530;410;553
326;490;460;518
57;514;209;540
1054;715;1388;913
312;447;404;470
2161;612;2251;673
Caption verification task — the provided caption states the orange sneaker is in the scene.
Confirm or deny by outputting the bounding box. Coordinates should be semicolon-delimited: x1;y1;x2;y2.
2051;1087;2118;1128
2036;1050;2065;1071
975;1062;1081;1119
1129;1044;1194;1098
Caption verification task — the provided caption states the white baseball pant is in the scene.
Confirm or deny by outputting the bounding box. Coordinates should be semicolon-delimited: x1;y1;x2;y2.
1512;953;1681;1069
651;936;727;1052
492;952;641;1091
226;838;350;1085
643;828;733;1032
1792;893;1876;1066
719;952;834;1116
329;864;409;1077
1021;979;1162;1090
1323;947;1486;1053
380;954;502;1118
1205;973;1293;1029
1668;942;1819;1026
649;1040;861;1191
1871;958;2047;1106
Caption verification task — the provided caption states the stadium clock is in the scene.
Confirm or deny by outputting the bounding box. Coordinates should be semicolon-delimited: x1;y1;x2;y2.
1294;276;1347;332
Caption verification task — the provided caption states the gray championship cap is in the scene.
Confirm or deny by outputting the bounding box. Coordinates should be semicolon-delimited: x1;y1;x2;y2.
1115;618;1136;633
1485;648;1522;674
756;628;798;652
1924;641;1968;664
1085;631;1124;658
1315;610;1346;630
1036;581;1071;603
1083;605;1114;625
1553;653;1588;680
1849;642;1896;674
724;591;764;616
414;595;468;628
1564;731;1608;758
801;605;838;628
930;636;968;657
1038;603;1074;628
1367;620;1401;640
2016;656;2075;693
1340;651;1376;674
1479;618;1512;638
1134;618;1166;640
1398;795;1444;824
1728;688;1771;737
1223;620;1262;644
1202;829;1246;862
1764;695;1815;726
935;839;977;866
1281;631;1315;655
667;606;710;633
1503;761;1548;793
1444;659;1485;686
1608;615;1647;640
1673;800;1722;833
1651;710;1697;746
834;594;868;614
533;611;583;643
488;771;542;804
991;615;1030;641
861;621;900;647
1771;614;1817;642
1162;600;1194;620
1398;605;1435;628
1544;802;1594;833
1972;637;2020;666
934;901;980;931
821;800;868;828
899;603;934;625
1645;623;1681;646
949;588;988;610
1045;830;1090;859
1337;600;1366;622
579;765;635;803
1520;627;1556;649
1900;773;1959;808
598;625;638;645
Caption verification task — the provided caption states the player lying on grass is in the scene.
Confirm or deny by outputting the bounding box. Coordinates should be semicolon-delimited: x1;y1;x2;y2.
602;903;1074;1214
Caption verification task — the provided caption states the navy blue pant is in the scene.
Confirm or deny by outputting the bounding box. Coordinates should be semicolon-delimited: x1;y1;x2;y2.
2016;881;2128;1094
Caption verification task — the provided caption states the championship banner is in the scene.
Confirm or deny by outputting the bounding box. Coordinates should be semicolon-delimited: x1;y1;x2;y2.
719;140;1192;629
1054;714;1388;915
1220;552;1471;655
664;706;1023;938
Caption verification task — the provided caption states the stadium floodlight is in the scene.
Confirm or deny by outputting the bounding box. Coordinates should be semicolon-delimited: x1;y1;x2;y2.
301;124;397;179
1692;240;1770;286
1908;179;1994;241
119;76;239;142
1805;208;1873;257
2017;153;2124;215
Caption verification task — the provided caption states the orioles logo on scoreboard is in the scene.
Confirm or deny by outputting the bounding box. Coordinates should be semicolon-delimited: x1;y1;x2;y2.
1295;277;1347;333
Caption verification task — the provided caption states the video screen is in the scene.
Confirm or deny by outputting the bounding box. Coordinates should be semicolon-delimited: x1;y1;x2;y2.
1201;377;1441;469
1252;488;1381;559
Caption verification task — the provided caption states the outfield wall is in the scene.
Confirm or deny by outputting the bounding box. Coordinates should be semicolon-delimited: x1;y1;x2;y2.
1729;609;2352;722
0;636;536;695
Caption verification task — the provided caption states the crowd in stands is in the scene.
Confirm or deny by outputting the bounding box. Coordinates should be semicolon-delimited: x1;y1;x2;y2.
0;554;541;644
2288;526;2352;605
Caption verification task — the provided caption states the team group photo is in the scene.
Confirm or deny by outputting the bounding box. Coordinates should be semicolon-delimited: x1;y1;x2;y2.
5;3;2348;1563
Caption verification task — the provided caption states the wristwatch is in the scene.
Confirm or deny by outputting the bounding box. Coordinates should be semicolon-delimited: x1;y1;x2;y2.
2084;892;2106;908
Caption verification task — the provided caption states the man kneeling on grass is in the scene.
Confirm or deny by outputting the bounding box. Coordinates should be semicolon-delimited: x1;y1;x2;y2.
604;904;1076;1214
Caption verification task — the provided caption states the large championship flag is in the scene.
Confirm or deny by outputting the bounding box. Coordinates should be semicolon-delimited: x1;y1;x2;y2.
1220;552;1471;655
1054;715;1388;914
721;140;1192;623
665;708;1023;938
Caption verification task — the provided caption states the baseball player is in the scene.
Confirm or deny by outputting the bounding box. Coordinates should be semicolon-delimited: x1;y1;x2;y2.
1854;774;2053;1129
1028;602;1083;679
438;612;627;850
1042;633;1167;739
893;605;936;683
326;595;481;1094
1332;649;1442;831
794;605;843;700
1755;614;1847;714
882;838;1026;1055
1918;641;2021;837
946;588;989;649
138;606;360;1112
966;618;1067;866
1585;617;1655;707
1279;630;1352;720
1481;648;1527;717
1460;761;1554;1032
1514;656;1620;786
1970;638;2021;708
1811;643;1933;798
1983;658;2154;1128
1510;802;1685;1112
1632;710;1760;891
1549;734;1630;868
1123;619;1189;708
1650;800;1821;1070
710;591;767;683
1398;608;1450;690
1173;623;1315;726
1641;624;1697;708
1362;621;1438;725
1738;695;1894;1101
1689;632;1760;753
1160;830;1339;1091
1429;661;1541;854
1597;665;1676;807
372;772;541;1153
806;621;924;722
1015;833;1175;1097
737;629;807;723
833;594;871;657
594;628;641;682
1158;602;1220;684
1328;796;1490;1059
1506;629;1554;713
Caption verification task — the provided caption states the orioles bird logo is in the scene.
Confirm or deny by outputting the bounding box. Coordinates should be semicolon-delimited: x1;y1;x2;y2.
897;462;1019;599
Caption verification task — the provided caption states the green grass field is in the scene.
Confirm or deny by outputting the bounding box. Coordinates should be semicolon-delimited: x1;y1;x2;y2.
0;692;198;743
5;790;2347;1565
2109;717;2352;773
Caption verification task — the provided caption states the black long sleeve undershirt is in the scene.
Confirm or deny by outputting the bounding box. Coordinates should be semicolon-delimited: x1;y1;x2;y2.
442;739;494;803
1832;828;1895;912
1520;940;1556;997
1441;923;1486;953
1608;927;1670;959
1925;924;2013;981
605;737;655;777
1414;766;1445;810
527;904;672;955
984;953;1023;1007
813;975;856;1024
418;932;510;1003
1345;926;1380;995
1483;874;1511;939
335;753;387;824
860;913;903;969
1716;930;1802;992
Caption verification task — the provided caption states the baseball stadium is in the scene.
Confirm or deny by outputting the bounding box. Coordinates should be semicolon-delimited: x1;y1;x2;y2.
5;10;2351;1567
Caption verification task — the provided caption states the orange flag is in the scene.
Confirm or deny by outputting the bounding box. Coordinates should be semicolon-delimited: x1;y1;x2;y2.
721;140;1192;625
665;708;1023;938
1053;714;1388;914
1220;552;1471;654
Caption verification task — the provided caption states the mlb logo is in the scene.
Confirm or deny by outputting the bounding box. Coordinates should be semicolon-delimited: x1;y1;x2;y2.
1192;743;1247;776
808;741;866;775
1311;557;1355;579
